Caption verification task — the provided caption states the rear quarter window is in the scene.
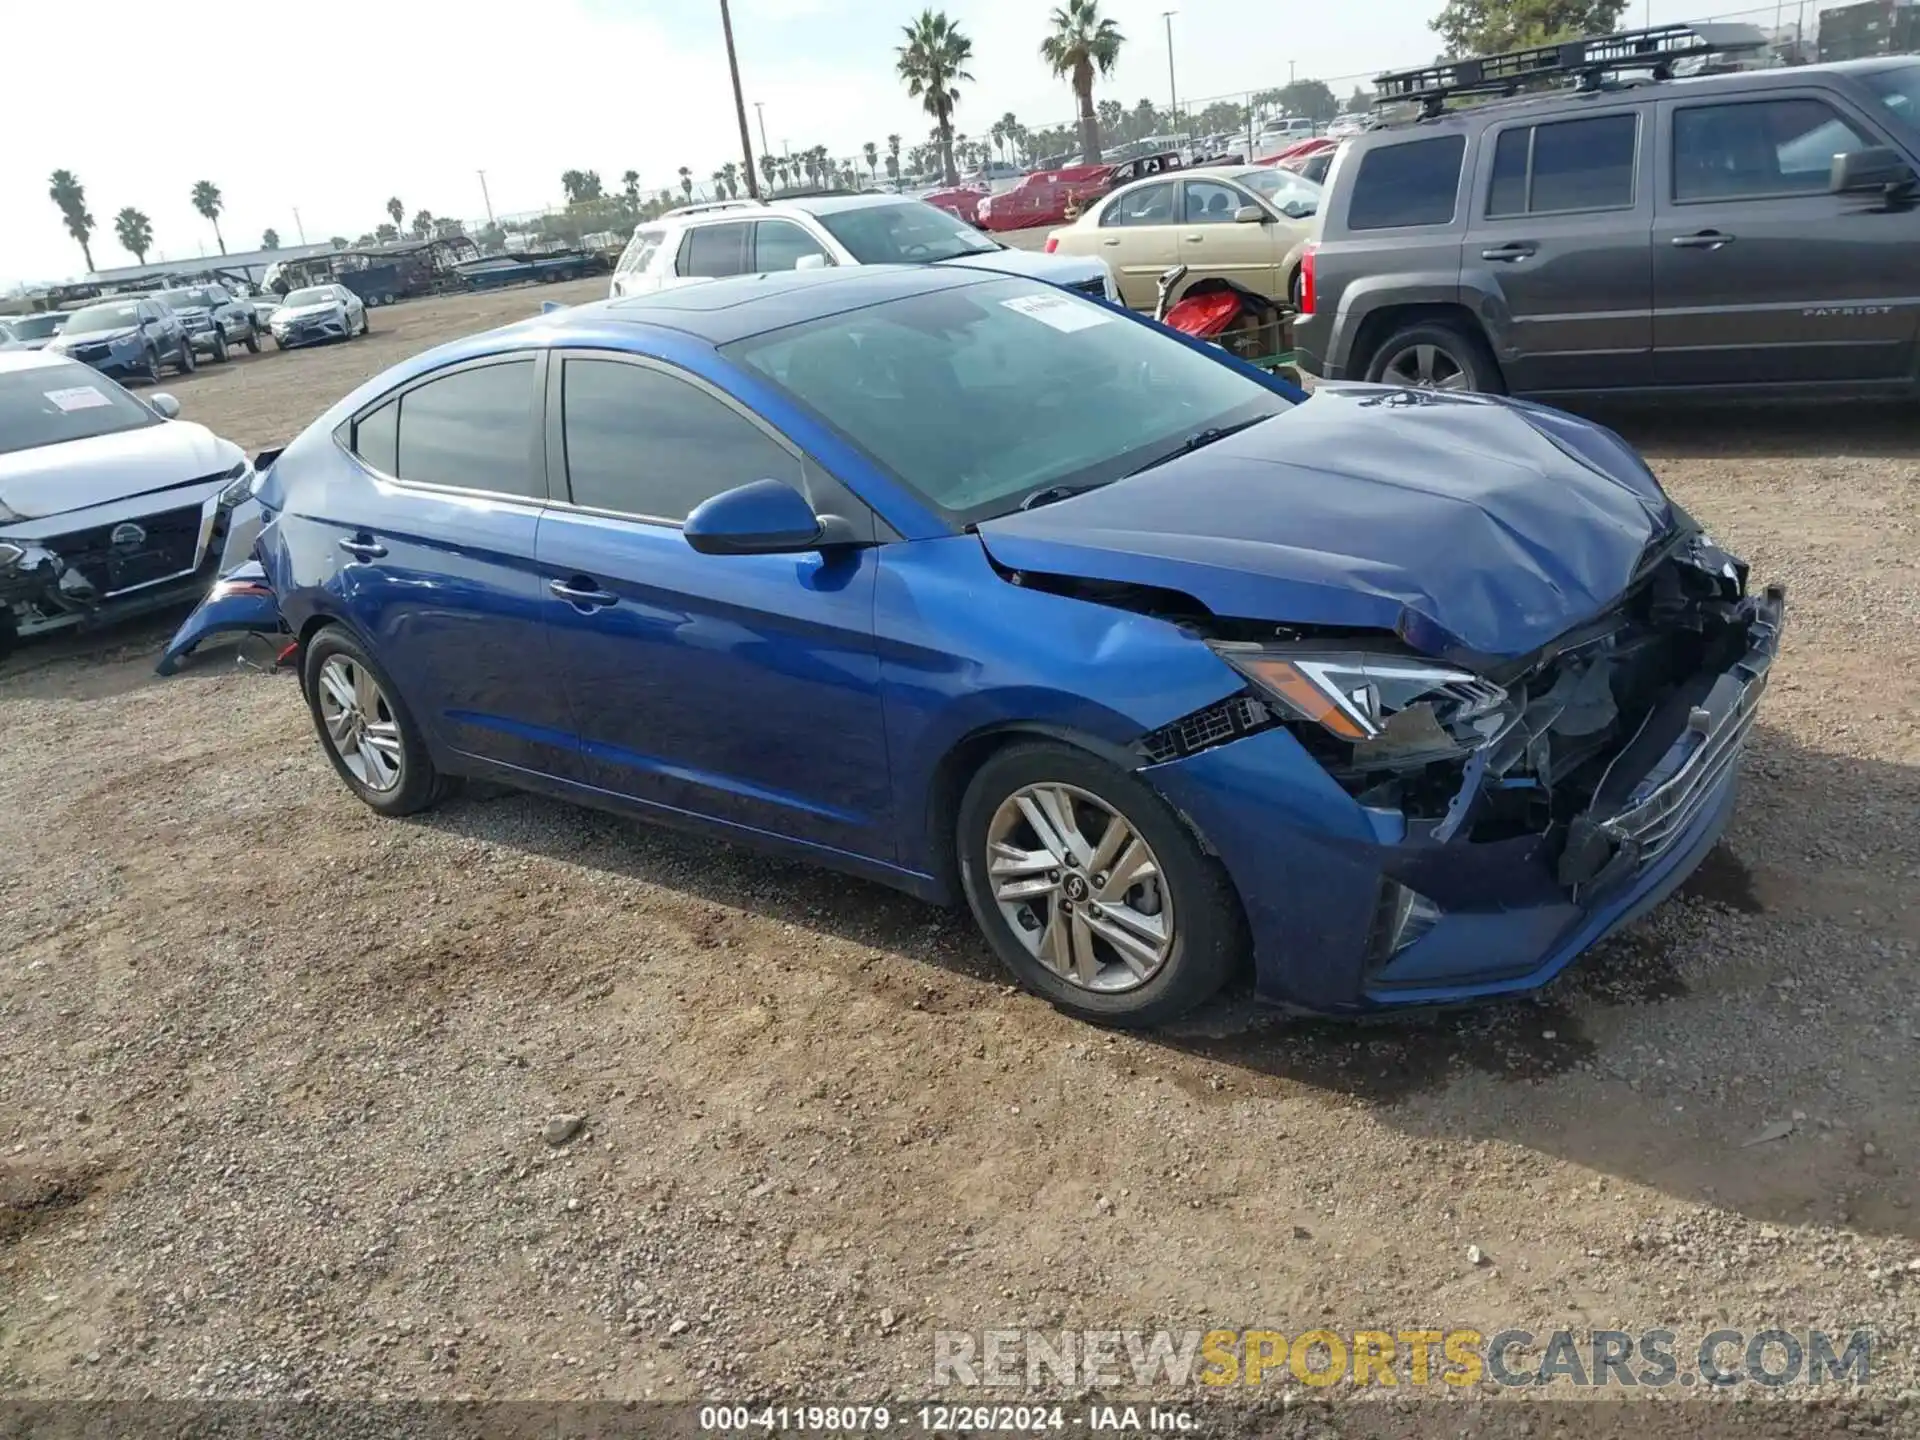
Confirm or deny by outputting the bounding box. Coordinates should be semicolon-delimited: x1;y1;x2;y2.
1345;134;1467;230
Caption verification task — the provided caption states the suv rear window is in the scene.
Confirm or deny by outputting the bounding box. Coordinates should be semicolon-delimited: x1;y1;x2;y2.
677;222;752;278
1346;135;1466;230
1487;113;1638;216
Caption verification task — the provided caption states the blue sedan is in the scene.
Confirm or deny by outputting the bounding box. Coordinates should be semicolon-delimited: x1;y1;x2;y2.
162;266;1781;1027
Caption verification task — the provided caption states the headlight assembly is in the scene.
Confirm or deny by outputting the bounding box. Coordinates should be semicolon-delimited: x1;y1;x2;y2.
216;460;257;509
0;541;24;569
1209;644;1512;768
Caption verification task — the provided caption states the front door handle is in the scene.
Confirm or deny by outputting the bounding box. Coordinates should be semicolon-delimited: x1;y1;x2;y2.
1184;233;1203;243
338;537;387;561
1480;241;1538;261
1672;230;1735;249
1101;237;1121;246
550;577;617;610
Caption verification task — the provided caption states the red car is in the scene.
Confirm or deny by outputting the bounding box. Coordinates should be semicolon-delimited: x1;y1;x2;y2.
1256;136;1336;168
920;184;990;225
976;152;1184;233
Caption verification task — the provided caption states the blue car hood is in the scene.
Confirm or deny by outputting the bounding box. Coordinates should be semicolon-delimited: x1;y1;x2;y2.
55;327;139;347
973;384;1674;667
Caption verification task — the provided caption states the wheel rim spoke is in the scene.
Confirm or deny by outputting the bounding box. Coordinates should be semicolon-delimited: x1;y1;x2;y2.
319;661;356;713
1069;910;1102;986
1035;900;1073;977
1415;344;1438;383
1095;836;1156;902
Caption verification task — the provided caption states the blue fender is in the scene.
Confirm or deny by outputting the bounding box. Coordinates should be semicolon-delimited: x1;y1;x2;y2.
155;562;284;675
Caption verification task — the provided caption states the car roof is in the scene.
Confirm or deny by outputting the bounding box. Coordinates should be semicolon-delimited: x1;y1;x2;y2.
0;348;81;376
571;264;998;345
774;193;932;217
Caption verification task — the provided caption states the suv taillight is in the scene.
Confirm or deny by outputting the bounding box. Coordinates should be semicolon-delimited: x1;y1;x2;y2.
1299;242;1317;318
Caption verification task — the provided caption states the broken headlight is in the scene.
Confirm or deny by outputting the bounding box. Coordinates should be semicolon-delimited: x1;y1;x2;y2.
1208;644;1513;769
215;460;256;509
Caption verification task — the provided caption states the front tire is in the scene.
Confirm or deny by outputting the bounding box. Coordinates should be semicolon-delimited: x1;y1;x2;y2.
956;741;1242;1027
301;627;449;817
210;330;229;363
144;346;163;383
1364;319;1502;394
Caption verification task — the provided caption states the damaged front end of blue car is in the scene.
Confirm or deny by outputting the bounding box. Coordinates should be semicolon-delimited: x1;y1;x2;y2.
155;447;288;676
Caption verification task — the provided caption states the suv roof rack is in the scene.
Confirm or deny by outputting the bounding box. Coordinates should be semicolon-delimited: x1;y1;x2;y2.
662;199;765;218
1374;22;1769;118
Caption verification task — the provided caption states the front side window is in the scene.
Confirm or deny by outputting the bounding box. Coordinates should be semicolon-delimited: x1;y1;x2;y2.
1487;113;1638;217
1346;134;1466;230
677;222;752;278
1100;181;1176;227
385;359;539;496
1673;98;1872;201
725;277;1291;526
753;220;830;272
1183;179;1250;223
560;358;800;520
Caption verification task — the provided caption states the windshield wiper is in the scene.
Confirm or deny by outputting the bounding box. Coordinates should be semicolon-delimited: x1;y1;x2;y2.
1127;416;1272;476
1017;481;1108;511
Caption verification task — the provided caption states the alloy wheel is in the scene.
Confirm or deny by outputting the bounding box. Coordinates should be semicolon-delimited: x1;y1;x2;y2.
1380;342;1467;391
315;655;405;792
984;782;1174;993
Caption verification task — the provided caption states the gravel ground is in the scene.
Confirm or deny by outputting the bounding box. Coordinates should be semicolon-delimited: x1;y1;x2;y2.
2;279;1918;1435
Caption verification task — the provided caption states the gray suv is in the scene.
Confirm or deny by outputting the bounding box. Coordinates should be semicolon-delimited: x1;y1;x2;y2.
1295;48;1920;400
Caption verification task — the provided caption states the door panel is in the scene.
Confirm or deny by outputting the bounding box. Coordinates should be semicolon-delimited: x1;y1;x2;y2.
538;514;891;856
1652;93;1920;386
1096;181;1180;307
1176;179;1282;295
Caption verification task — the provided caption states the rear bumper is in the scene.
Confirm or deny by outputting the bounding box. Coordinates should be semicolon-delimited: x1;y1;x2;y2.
1141;587;1784;1015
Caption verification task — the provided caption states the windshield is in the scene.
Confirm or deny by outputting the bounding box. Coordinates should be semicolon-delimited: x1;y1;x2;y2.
283;287;336;307
5;314;64;339
0;363;157;456
158;287;220;309
62;302;143;335
813;201;999;264
1862;63;1920;134
724;276;1290;525
1238;168;1322;211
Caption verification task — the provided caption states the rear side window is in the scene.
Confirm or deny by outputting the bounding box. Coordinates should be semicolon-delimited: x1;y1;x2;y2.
677;222;752;277
1100;181;1176;226
1346;135;1466;229
387;359;539;497
560;358;800;520
1673;98;1873;201
1486;114;1638;216
619;228;665;275
352;399;399;474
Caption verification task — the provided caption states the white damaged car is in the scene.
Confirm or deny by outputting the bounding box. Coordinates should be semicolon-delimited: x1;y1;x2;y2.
0;350;262;656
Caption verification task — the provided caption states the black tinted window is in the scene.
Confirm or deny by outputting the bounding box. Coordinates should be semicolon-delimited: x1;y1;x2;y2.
1487;114;1637;216
1347;135;1466;229
677;222;752;277
1673;99;1871;201
393;360;538;496
353;399;399;474
561;358;799;520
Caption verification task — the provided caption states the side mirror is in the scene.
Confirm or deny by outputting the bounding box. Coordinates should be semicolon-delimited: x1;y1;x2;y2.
1233;204;1267;224
794;253;830;271
1831;146;1916;196
684;478;824;556
149;393;181;419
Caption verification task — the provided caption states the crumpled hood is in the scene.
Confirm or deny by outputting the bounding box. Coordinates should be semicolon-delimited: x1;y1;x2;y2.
974;384;1674;667
936;247;1107;287
0;420;240;520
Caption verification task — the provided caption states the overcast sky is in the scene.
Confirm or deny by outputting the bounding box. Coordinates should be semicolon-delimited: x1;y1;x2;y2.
4;0;1788;287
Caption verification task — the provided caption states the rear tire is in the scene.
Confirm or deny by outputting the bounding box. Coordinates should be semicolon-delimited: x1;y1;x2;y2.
301;626;450;817
243;326;261;354
1364;319;1502;395
174;338;196;375
956;740;1243;1028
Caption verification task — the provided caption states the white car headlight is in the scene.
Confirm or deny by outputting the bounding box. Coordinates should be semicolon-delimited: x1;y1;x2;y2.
216;460;256;509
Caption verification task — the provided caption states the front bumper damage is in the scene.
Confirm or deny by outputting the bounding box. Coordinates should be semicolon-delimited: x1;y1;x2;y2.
1139;539;1785;1015
0;482;262;647
273;313;347;348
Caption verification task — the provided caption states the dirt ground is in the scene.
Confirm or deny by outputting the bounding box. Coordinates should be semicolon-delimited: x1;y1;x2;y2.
2;278;1918;1435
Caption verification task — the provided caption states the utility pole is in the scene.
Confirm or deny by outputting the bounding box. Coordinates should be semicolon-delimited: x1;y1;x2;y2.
1161;11;1178;131
755;102;770;157
1289;59;1297;87
291;208;305;244
476;169;495;225
719;0;760;199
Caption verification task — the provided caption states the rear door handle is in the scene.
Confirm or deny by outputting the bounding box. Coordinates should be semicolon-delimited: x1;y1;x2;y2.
1480;241;1538;261
549;577;617;610
1672;230;1735;249
337;537;387;561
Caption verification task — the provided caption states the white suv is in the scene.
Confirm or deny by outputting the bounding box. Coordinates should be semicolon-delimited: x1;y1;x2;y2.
610;194;1118;303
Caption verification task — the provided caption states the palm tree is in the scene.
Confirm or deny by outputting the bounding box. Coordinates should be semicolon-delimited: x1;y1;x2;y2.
711;169;728;201
721;161;740;199
190;180;227;254
997;110;1022;164
113;207;153;265
677;166;693;201
862;141;880;185
410;209;433;240
1041;0;1125;164
386;196;404;229
759;153;778;193
261;227;281;251
47;170;96;273
886;133;903;186
622;169;641;207
897;10;974;186
375;222;399;243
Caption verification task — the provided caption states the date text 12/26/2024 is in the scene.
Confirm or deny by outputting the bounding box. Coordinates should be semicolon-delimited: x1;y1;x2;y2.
698;1404;1197;1433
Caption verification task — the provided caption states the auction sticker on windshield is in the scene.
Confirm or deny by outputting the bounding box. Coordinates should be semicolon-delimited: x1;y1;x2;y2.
45;386;113;413
1000;293;1111;333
